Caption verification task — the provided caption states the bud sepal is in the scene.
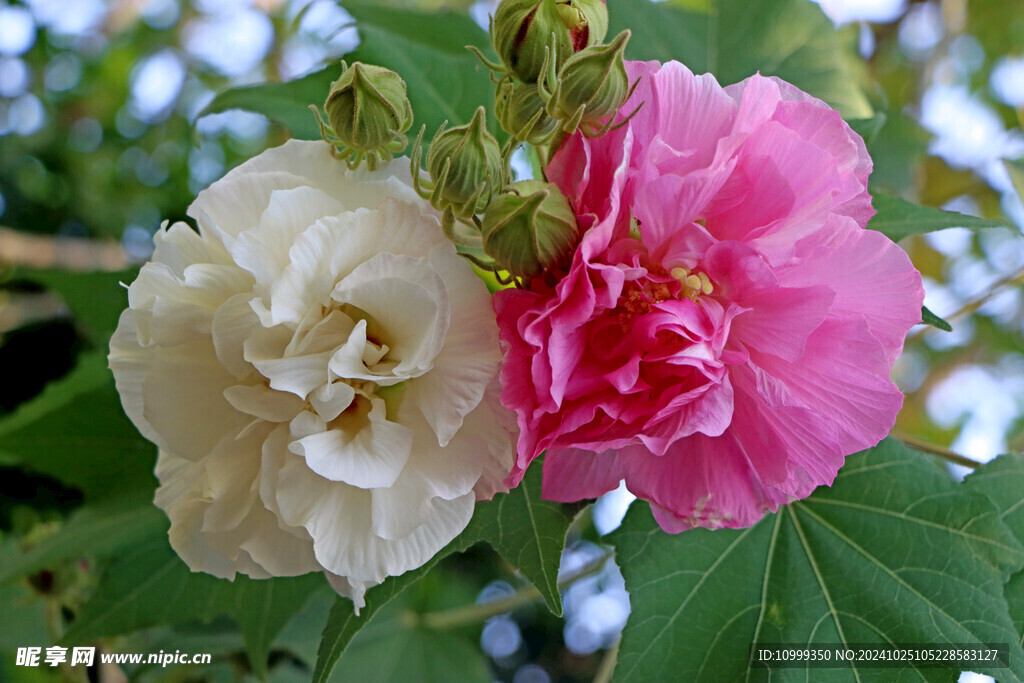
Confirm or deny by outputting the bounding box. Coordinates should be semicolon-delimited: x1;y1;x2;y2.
312;62;414;171
479;179;579;279
475;0;609;84
495;79;559;144
540;30;641;138
410;107;507;239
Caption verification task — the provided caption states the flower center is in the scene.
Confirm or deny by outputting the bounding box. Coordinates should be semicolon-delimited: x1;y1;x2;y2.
670;266;714;301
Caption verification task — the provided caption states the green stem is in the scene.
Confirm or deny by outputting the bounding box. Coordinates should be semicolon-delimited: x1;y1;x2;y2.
908;264;1024;342
594;638;620;683
412;551;612;630
892;431;985;469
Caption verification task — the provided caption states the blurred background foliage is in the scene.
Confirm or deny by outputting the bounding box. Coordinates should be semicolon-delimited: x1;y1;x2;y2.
0;0;1022;681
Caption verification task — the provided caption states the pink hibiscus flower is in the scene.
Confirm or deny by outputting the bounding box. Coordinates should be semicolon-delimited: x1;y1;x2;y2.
494;60;924;531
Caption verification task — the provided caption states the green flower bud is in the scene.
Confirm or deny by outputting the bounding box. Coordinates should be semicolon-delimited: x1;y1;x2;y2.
323;62;413;166
547;29;631;135
495;80;559;144
491;0;607;83
424;107;504;217
481;180;579;278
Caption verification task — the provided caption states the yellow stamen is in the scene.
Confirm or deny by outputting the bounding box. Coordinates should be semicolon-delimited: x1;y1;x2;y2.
671;265;714;301
698;272;713;295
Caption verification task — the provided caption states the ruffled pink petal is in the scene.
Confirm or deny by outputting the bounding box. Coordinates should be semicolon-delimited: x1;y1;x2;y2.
750;316;905;453
782;215;924;362
542;447;625;502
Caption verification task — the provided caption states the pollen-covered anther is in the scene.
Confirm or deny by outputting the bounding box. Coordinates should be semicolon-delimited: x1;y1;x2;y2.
670;266;714;300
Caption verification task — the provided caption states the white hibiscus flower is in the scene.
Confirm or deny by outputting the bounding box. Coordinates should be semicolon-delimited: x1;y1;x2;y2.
108;140;514;610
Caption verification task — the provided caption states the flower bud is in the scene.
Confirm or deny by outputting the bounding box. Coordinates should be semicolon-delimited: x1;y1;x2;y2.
425;107;504;217
492;0;607;83
481;180;579;278
495;80;559;144
547;29;631;134
325;62;413;158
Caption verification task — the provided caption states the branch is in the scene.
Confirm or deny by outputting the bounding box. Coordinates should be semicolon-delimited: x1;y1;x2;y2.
892;431;985;469
410;551;612;630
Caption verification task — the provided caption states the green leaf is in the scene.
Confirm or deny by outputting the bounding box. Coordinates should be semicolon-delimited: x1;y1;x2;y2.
847;113;886;145
865;111;931;196
965;453;1024;545
341;625;489;683
312;536;476;683
312;463;576;683
339;587;490;683
609;439;1024;681
201;68;336;141
966;455;1024;653
608;0;872;117
62;536;324;676
922;305;953;332
0;352;156;500
344;3;499;141
200;2;498;144
342;0;490;54
868;193;1005;242
0;494;165;586
1008;572;1024;651
461;460;575;616
12;267;137;343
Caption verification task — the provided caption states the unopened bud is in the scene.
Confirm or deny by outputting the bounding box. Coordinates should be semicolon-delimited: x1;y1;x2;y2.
481;180;579;278
547;29;631;134
424;107;504;217
491;0;607;83
496;81;559;144
322;62;413;169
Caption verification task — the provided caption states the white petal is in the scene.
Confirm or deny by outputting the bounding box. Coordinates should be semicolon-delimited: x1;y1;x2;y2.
309;380;357;423
189;170;308;244
404;245;501;445
152;221;232;277
274;447;474;583
211;293;259;380
224;384;305;423
331;252;449;379
109;309;163;448
324;572;369;614
141;338;251;460
230;186;345;286
288;397;413;489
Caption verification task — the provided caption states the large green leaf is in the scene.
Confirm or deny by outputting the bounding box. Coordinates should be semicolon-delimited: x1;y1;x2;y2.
607;0;871;117
965;453;1024;546
0;351;156;500
12;267;137;344
609;440;1024;682
312;462;576;683
337;579;490;683
0;539;51;682
868;193;1005;242
200;68;336;141
463;462;574;616
865;111;931;196
0;493;165;586
343;3;499;141
966;454;1024;652
61;536;324;676
201;1;497;144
